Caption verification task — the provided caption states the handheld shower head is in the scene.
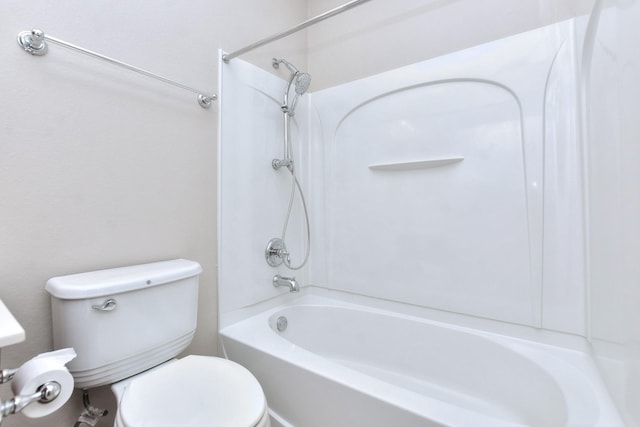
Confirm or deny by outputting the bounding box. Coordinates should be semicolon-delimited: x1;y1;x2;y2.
272;58;311;115
288;72;311;114
295;72;311;95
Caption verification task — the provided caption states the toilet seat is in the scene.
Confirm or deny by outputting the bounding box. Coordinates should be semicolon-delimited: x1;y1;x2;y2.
116;355;269;427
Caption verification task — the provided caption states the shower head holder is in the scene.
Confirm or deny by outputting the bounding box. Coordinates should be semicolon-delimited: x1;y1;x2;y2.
17;29;48;56
272;58;298;74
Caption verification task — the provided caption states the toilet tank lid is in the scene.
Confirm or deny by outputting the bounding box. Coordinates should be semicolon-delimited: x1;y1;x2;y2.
45;259;202;300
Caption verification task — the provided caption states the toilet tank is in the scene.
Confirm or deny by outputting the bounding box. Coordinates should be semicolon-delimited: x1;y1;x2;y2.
45;259;202;389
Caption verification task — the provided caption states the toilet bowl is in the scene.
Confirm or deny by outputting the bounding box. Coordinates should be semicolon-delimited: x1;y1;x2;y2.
44;259;269;427
112;356;270;427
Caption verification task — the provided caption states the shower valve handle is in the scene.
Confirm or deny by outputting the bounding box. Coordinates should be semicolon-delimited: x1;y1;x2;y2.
265;238;289;267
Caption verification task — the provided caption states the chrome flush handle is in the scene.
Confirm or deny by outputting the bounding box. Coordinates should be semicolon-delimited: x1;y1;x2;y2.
91;299;117;311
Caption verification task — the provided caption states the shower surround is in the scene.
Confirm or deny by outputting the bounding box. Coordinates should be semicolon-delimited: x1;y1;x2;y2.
218;15;626;427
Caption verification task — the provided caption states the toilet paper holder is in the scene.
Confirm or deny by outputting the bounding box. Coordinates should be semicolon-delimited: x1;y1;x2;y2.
0;368;62;425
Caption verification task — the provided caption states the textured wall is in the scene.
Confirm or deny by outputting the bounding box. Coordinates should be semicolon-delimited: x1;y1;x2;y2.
0;1;305;425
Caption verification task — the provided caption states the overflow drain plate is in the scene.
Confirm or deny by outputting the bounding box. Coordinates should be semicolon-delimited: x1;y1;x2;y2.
276;316;288;332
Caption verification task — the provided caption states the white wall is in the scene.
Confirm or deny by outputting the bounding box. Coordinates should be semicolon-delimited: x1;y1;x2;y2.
307;18;587;333
218;58;310;326
0;1;305;425
584;1;640;424
217;1;599;328
307;0;594;89
219;0;602;328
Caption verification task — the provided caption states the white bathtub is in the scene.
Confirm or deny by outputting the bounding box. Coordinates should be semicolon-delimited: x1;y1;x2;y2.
220;293;622;427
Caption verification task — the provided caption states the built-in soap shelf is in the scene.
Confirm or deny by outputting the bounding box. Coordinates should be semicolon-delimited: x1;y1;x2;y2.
368;156;464;171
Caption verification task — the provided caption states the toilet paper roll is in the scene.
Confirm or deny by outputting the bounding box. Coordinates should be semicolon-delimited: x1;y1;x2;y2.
11;348;76;418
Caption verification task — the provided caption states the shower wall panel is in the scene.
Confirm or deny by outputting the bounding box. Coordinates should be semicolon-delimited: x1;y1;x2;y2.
311;20;585;331
219;20;587;334
218;55;308;325
585;1;640;423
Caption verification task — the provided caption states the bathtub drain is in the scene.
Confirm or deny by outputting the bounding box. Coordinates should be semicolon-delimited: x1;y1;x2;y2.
276;316;288;332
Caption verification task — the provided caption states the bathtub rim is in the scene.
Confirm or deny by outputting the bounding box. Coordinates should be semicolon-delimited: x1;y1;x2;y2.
221;285;589;352
219;287;624;426
221;310;538;427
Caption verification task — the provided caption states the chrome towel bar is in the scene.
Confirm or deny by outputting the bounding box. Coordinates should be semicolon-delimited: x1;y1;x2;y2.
17;29;216;109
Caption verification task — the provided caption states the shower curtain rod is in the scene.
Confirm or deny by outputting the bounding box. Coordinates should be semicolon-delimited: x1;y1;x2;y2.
17;29;217;109
222;0;373;62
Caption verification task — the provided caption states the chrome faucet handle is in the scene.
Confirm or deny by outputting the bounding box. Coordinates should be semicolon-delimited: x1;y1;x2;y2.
266;238;289;266
91;298;117;311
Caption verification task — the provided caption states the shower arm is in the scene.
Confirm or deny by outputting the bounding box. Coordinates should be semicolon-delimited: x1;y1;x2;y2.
17;29;217;109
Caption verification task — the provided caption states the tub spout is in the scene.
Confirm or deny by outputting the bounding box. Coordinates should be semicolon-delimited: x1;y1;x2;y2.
273;274;299;293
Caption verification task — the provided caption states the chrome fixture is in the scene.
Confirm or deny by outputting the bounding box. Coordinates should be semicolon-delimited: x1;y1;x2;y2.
272;58;312;117
271;58;312;172
17;29;47;56
74;389;108;427
222;0;373;62
271;157;293;171
267;58;312;272
0;369;17;385
0;381;61;424
17;29;216;108
265;238;289;267
91;298;117;311
276;316;288;332
272;274;299;293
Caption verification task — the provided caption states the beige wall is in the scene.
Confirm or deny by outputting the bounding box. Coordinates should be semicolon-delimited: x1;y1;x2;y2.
0;1;304;425
307;0;594;89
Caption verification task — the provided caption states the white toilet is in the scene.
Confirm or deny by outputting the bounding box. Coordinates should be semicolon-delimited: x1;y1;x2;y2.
45;259;270;427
